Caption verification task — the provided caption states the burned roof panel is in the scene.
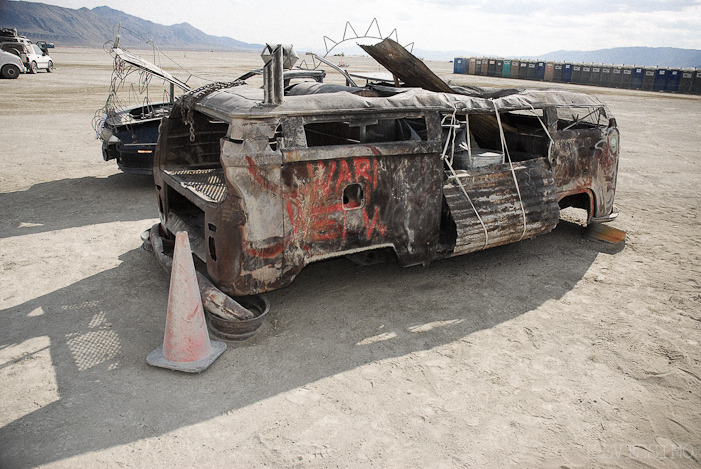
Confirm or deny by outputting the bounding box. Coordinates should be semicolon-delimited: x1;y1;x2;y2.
191;81;605;123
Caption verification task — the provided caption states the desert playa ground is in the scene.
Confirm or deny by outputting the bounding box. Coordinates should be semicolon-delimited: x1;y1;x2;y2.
1;48;700;468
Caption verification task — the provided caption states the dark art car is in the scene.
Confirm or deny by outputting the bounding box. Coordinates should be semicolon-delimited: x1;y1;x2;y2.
147;39;620;309
95;47;191;175
96;44;325;175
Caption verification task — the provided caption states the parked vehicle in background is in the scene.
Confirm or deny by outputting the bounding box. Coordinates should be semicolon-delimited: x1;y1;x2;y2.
0;28;53;73
95;43;325;175
0;49;25;78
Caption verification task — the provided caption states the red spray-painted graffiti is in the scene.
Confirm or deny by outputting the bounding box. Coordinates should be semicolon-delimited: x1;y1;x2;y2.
245;154;387;257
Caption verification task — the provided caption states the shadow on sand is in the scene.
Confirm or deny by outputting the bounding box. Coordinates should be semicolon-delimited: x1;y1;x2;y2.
0;173;156;239
0;190;622;468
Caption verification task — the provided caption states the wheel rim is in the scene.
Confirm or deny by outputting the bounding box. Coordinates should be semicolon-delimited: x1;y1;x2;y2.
2;65;18;78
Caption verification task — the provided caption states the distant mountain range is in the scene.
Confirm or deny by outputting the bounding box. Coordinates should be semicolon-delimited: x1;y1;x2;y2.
1;0;699;68
0;0;262;50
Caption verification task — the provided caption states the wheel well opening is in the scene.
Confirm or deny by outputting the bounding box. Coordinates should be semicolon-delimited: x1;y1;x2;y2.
558;192;592;224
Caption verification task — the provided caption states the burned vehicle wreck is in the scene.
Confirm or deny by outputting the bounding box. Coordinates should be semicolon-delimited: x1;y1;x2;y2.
149;40;619;310
95;46;192;174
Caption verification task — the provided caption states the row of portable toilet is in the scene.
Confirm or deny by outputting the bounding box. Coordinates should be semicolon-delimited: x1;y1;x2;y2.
452;57;701;94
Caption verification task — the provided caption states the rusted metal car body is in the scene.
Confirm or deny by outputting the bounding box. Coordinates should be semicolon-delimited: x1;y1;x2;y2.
153;42;619;298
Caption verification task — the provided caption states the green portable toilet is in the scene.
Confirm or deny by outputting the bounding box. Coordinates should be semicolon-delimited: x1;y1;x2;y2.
610;65;623;87
502;59;511;77
571;63;582;84
468;58;476;74
474;59;482;75
679;68;695;93
495;60;503;77
511;60;521;78
642;67;656;90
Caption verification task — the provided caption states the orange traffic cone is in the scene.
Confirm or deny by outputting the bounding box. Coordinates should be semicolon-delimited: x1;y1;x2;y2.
147;231;226;372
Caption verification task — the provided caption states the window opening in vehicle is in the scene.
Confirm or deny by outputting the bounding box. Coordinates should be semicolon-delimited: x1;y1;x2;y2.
208;236;217;261
558;107;606;131
304;117;427;147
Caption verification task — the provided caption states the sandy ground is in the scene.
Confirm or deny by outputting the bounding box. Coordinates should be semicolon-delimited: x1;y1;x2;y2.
1;48;700;468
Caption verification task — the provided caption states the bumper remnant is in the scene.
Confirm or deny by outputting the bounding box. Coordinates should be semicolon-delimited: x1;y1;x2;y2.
147;224;256;322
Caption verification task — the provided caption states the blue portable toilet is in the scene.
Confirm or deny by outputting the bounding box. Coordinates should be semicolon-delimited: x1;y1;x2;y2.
535;61;546;80
453;58;466;74
653;68;668;91
665;69;681;92
631;67;645;89
561;63;573;83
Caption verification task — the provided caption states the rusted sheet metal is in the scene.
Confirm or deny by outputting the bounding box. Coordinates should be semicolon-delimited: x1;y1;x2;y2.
360;38;454;93
444;158;560;256
206;150;444;296
551;126;620;220
585;223;626;244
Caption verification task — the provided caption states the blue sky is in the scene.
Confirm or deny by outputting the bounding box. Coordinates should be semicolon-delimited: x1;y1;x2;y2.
27;0;701;55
